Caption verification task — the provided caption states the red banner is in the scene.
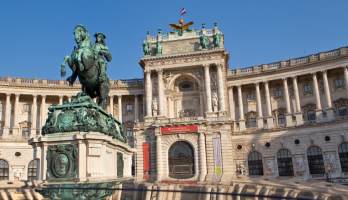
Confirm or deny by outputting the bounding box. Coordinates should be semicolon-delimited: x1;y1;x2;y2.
160;125;198;134
143;143;150;180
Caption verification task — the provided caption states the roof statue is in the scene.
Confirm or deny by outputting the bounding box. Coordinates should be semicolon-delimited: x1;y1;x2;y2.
169;18;194;36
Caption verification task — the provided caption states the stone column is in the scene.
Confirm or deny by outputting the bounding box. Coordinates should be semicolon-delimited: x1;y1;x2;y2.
237;85;245;131
204;64;212;113
312;73;323;121
59;95;63;105
216;64;225;111
283;78;293;127
31;95;37;136
255;83;263;128
109;95;114;116
145;71;152;117
40;95;46;134
156;134;163;181
157;69;164;116
134;95;139;121
264;81;274;128
118;95;122;122
344;66;348;96
322;70;334;120
292;77;303;125
13;94;20;133
3;93;11;136
199;132;207;182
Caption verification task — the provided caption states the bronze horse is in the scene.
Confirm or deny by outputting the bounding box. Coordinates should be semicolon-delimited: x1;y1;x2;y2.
60;25;111;110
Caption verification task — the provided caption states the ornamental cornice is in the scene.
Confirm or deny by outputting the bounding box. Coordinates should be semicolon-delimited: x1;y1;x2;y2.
139;49;227;68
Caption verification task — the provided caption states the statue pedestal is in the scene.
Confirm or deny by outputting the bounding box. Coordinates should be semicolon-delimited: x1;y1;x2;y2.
30;131;135;182
29;132;135;199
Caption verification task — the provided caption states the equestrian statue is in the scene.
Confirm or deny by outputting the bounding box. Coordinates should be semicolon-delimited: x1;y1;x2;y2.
61;25;112;110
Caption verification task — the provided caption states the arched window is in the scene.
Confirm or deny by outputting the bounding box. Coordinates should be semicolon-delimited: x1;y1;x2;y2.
248;151;263;176
168;141;195;179
0;159;9;180
277;149;294;176
338;143;348;172
28;159;39;180
307;146;325;175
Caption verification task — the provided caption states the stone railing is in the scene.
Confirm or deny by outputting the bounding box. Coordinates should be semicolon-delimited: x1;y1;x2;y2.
0;77;143;89
229;46;348;77
110;79;144;88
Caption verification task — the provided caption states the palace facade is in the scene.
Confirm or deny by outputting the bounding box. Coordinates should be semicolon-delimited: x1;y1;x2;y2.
1;23;348;189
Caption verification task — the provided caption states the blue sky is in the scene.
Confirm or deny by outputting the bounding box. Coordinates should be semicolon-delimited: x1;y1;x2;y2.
0;0;348;80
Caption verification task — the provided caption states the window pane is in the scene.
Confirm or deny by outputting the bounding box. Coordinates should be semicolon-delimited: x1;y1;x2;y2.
339;143;348;172
277;149;294;176
307;146;325;175
0;159;9;180
248;151;263;176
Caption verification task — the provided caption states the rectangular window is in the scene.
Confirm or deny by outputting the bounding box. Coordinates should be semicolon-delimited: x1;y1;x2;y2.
22;128;30;138
126;127;133;137
246;92;255;101
126;104;133;112
303;83;313;95
307;111;316;121
23;104;31;113
273;88;283;98
338;107;348;116
335;79;344;89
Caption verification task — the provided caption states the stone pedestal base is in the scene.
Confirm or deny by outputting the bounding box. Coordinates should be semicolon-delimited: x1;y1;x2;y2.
266;117;274;129
257;118;263;129
325;108;335;121
239;120;246;131
316;109;323;122
294;112;304;126
29;132;135;183
285;114;294;127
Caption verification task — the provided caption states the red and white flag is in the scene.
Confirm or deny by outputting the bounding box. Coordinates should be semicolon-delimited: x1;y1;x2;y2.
180;8;187;16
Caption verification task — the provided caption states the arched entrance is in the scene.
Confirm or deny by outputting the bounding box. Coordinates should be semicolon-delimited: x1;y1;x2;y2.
168;141;195;179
